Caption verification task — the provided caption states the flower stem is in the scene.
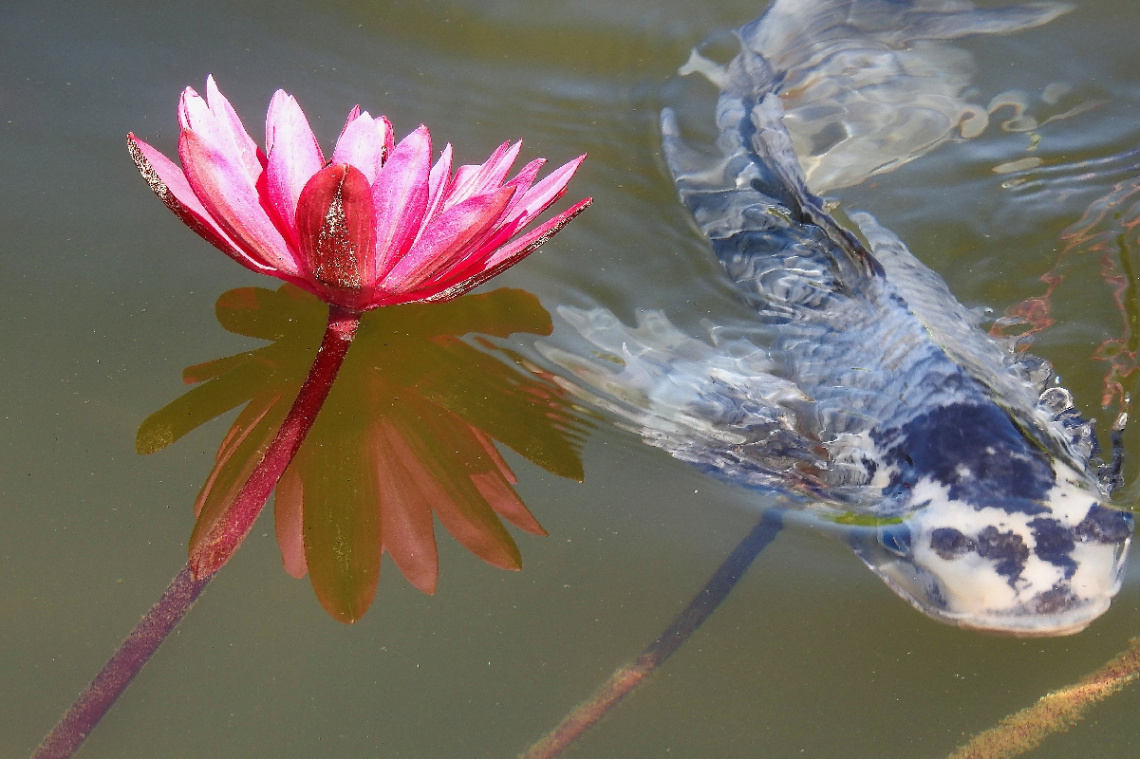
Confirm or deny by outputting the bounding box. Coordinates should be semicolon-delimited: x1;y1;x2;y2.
32;304;362;759
190;304;362;579
519;510;784;759
946;636;1140;759
32;563;209;759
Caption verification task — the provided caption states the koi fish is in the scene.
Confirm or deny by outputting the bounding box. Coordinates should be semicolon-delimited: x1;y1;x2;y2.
543;0;1132;636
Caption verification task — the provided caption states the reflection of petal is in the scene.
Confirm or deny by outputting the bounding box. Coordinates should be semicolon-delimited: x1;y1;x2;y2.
275;466;307;579
415;338;587;482
191;390;289;525
471;472;543;536
214;285;328;343
400;396;523;572
371;417;441;595
139;284;590;622
300;426;382;624
136;360;265;454
470;427;547;536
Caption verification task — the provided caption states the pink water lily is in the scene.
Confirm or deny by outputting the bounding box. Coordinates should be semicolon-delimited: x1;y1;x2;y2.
121;76;590;583
30;77;591;759
128;75;590;312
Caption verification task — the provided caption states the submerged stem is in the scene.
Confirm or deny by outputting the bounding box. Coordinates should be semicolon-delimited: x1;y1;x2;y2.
947;636;1140;759
190;304;361;579
520;510;784;759
32;304;362;759
32;563;208;759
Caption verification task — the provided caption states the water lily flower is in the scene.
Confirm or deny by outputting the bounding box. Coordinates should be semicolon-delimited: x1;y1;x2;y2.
127;75;591;313
126;77;591;580
37;77;590;759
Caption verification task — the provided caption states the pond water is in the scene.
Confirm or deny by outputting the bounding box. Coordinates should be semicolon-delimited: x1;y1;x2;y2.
3;0;1140;757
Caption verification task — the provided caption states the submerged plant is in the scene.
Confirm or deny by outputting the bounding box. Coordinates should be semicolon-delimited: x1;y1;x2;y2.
34;78;590;758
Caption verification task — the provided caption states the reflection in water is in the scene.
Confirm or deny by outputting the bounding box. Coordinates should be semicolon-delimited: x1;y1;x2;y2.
676;0;1078;193
994;146;1140;415
138;285;589;622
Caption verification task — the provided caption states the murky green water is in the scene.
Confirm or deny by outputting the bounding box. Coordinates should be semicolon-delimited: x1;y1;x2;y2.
3;0;1140;757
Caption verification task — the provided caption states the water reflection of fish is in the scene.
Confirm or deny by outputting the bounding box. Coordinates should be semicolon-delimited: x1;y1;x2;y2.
543;0;1133;636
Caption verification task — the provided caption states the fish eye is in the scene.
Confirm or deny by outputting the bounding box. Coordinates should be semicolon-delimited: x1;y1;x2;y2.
878;525;912;557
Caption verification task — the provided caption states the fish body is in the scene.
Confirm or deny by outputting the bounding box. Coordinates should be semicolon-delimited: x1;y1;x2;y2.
546;0;1132;635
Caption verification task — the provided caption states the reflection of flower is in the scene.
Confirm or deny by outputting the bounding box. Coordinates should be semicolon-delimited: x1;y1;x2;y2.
127;78;591;580
138;285;589;622
128;76;591;312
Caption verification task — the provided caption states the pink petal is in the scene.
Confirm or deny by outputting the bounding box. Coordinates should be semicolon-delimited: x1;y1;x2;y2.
208;76;265;172
265;90;325;248
331;110;388;184
296;164;376;291
481;195;593;270
179;77;263;186
443;164;479;205
442;141;520;209
180;129;301;275
418;143;453;234
127;134;275;273
428;153;587;276
504;154;586;229
412;196;592;304
382;186;515;292
382;117;395;161
336;105;362;143
371;125;432;277
452;158;549;256
499;157;546;219
335;107;395;170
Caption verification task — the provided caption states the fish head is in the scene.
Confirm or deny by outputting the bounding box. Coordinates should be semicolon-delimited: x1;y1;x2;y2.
850;402;1133;637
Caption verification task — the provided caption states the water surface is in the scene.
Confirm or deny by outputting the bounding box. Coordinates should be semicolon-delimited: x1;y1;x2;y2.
3;0;1140;756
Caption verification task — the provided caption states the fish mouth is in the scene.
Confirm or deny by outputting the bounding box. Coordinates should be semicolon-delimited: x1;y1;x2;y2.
864;558;1114;637
850;528;1129;638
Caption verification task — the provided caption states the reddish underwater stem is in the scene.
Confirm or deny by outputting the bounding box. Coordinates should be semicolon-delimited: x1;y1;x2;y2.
190;303;361;579
32;563;209;759
520;510;784;759
32;305;362;759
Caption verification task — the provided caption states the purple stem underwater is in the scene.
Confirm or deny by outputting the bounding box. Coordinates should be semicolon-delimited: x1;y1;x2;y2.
32;562;210;759
190;304;362;579
33;304;362;759
520;510;784;759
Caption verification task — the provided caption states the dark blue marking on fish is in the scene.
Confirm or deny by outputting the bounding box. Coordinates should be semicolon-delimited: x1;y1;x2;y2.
873;402;1054;515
